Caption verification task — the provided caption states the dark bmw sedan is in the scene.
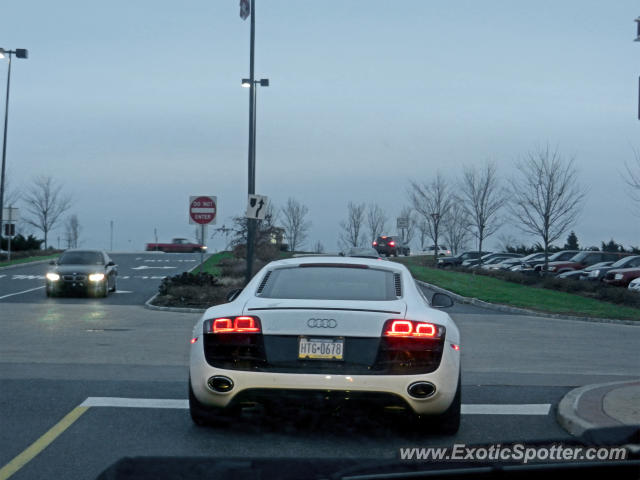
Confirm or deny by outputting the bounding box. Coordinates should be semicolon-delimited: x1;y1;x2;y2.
45;249;117;297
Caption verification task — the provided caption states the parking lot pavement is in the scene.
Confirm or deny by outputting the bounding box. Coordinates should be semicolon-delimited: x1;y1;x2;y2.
1;291;639;478
0;252;206;306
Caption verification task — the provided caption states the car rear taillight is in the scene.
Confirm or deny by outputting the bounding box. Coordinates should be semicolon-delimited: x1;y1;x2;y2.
203;316;262;334
388;241;395;246
383;319;444;339
372;241;378;246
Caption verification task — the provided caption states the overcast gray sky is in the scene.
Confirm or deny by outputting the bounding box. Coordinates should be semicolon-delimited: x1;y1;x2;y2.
2;0;639;252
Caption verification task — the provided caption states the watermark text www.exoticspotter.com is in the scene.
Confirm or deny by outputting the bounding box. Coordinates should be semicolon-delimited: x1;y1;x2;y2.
399;444;627;464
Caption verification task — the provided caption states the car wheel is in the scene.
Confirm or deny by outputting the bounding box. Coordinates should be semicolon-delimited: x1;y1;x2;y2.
188;380;238;427
393;250;398;257
101;281;109;297
414;374;461;435
110;277;117;292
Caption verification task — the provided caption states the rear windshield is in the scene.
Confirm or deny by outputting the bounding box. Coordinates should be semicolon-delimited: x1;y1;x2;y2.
58;251;104;265
258;266;398;301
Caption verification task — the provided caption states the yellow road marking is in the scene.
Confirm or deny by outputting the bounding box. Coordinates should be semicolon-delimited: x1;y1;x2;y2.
0;406;88;480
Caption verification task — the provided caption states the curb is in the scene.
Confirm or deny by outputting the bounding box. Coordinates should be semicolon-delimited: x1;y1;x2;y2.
143;293;206;314
0;258;58;271
415;280;639;326
142;255;211;314
557;380;640;437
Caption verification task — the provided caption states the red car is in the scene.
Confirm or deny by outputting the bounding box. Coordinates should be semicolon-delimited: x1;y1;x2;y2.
546;251;628;275
145;238;207;253
602;267;640;287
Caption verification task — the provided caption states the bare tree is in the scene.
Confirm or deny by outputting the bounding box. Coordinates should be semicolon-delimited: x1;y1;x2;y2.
23;176;72;249
417;219;429;250
281;197;311;252
398;206;417;246
366;203;387;244
64;214;81;248
409;172;452;259
509;146;585;270
459;161;506;265
624;148;640;213
442;201;470;255
339;202;366;248
313;240;325;254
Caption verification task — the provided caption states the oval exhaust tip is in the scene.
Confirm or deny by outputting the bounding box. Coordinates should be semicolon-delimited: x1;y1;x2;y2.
208;375;234;393
407;381;436;399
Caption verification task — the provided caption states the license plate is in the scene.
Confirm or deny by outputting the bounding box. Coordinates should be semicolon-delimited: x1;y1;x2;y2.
379;243;386;246
298;337;344;360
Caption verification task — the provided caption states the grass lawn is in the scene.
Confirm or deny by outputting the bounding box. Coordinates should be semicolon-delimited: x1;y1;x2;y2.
0;253;59;269
397;258;640;321
192;251;233;276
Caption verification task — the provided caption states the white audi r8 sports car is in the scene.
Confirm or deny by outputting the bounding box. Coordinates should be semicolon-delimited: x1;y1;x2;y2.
188;256;461;433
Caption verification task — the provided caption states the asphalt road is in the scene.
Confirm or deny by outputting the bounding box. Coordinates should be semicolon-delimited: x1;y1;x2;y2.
0;252;205;306
1;263;639;479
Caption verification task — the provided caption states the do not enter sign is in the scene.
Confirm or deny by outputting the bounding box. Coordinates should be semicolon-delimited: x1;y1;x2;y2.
189;196;217;225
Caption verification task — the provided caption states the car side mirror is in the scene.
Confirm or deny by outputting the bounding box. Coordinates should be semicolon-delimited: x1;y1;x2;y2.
107;261;115;267
431;292;454;309
226;288;242;303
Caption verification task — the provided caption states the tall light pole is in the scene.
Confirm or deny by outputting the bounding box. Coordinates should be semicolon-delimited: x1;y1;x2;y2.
0;48;28;248
241;0;270;284
635;17;640;120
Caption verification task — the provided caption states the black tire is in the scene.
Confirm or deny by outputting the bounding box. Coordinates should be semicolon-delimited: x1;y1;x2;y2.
414;373;461;435
101;281;109;297
46;289;52;298
110;277;117;292
188;380;237;427
393;250;398;257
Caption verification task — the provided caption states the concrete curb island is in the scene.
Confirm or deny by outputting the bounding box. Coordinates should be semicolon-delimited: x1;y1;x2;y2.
557;380;640;437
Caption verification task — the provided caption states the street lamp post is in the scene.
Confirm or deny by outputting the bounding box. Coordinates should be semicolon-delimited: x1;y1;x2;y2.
0;48;27;248
242;77;268;284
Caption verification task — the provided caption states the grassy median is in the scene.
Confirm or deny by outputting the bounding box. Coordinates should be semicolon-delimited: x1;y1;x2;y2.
192;251;233;276
0;253;59;269
396;258;640;321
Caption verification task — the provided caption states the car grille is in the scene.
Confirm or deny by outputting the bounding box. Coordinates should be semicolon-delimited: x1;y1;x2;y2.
203;335;445;375
62;274;87;283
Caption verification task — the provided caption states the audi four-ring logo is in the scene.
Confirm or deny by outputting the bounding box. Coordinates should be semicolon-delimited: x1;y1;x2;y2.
307;318;338;328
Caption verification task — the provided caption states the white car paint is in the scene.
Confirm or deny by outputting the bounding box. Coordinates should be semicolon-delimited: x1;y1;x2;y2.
189;256;461;417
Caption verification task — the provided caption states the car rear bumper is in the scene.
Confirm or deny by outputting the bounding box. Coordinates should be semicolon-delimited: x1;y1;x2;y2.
189;338;460;415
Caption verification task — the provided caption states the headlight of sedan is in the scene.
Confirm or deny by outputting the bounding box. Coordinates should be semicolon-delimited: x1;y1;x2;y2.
46;272;60;281
89;273;105;282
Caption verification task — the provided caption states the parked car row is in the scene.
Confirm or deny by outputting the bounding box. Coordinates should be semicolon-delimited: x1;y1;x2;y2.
437;249;640;292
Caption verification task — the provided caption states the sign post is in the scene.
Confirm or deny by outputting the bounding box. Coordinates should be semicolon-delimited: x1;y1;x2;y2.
2;206;18;261
189;196;217;273
397;217;408;243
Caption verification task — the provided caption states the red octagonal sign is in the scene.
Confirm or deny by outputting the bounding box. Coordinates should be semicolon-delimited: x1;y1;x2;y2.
189;196;217;225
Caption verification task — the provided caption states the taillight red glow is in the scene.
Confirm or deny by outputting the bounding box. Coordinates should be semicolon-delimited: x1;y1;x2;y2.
213;318;234;333
451;343;460;351
190;337;198;344
234;316;260;332
415;323;436;336
206;316;262;334
388;241;395;246
384;319;441;338
372;241;378;246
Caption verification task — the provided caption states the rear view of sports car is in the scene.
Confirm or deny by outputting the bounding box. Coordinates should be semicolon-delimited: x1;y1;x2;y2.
188;256;461;434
